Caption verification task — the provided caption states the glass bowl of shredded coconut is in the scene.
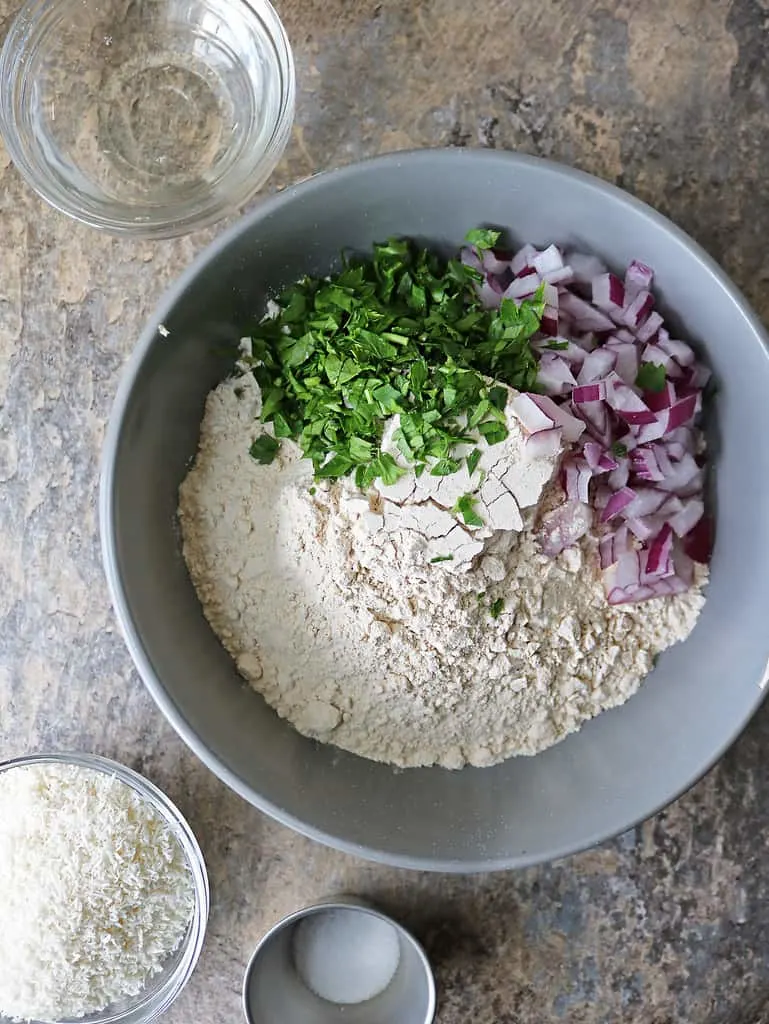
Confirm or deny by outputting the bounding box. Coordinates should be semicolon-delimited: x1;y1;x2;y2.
0;752;209;1024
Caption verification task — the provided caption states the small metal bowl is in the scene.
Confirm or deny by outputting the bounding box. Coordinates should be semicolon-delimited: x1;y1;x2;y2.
243;896;436;1024
0;752;209;1024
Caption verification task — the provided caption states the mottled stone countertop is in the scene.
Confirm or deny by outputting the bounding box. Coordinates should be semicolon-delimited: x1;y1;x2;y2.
2;1;769;1021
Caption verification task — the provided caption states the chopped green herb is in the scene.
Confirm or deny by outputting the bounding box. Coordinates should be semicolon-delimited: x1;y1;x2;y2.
431;457;462;477
240;234;544;483
249;434;279;465
636;362;667;393
309;486;317;496
453;493;484;527
464;228;501;251
430;554;454;564
466;449;482;476
490;597;505;619
544;340;569;350
610;441;628;459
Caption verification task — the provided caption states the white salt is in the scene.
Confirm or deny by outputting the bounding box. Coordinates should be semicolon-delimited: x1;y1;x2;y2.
292;908;401;1005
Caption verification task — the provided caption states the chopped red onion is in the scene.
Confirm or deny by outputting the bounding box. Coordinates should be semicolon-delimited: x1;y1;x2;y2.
669;498;704;538
636;311;664;343
482;249;513;275
645;523;674;577
608;459;630;490
609;343;640;387
564;457;593;503
624;260;653;301
543;266;575;286
537;501;593;556
658;335;696;367
525;427;564;459
601;487;636;522
605;373;658;425
592;273;626;318
511;393;555;433
468;241;711;603
631;448;664;482
567;251;609;285
620;290;654;329
577;347;616;384
643;380;676;413
559;291;616;332
536;354;577;396
510;243;539;276
504;275;540;301
573;382;607;404
532;244;564;276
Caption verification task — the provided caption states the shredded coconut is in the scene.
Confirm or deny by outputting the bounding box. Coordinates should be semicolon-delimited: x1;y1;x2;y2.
0;763;195;1021
179;373;707;769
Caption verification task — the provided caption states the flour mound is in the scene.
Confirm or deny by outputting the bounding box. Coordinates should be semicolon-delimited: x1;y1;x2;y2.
179;374;707;769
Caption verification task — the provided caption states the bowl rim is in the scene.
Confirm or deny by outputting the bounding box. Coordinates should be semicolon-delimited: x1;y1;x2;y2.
99;147;769;872
0;751;210;1023
0;0;295;239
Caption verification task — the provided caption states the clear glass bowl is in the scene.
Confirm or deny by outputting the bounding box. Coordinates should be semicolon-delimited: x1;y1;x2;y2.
0;0;295;237
0;752;210;1024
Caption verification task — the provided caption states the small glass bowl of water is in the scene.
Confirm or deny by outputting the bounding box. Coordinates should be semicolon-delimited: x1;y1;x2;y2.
0;0;294;237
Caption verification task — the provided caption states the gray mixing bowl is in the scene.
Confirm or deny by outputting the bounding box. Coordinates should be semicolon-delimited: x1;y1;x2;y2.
100;149;769;871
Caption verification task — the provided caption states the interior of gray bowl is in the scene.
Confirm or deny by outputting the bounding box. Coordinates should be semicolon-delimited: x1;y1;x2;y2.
101;149;769;871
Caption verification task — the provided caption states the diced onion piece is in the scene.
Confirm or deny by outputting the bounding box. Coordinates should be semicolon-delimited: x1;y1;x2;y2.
577;347;616;385
645;523;674;577
592;273;626;317
482;249;513;275
573;382;607;404
529;394;586;442
623;487;667;519
504;275;541;300
624;260;653;301
601;486;636;522
510;243;539;275
567;251;609;285
525;426;563;459
669;498;704;538
621;289;654;329
636;311;664;343
536;354;577;396
537;501;593;556
658;335;696;367
510;393;555;433
605;373;658;425
532;244;564;276
559;291;616;332
631;447;664;482
564;457;593;503
608;460;630;490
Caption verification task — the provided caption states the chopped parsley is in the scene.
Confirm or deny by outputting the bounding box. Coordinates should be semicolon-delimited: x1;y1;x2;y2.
453;493;484;528
430;554;454;564
239;231;544;483
464;228;501;251
249;435;279;464
489;597;505;619
610;441;628;459
635;361;667;393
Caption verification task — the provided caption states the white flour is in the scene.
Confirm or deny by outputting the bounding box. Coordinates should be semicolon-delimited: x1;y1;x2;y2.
179;373;707;769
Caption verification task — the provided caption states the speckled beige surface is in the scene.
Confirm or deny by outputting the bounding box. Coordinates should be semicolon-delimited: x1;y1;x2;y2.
2;1;769;1021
